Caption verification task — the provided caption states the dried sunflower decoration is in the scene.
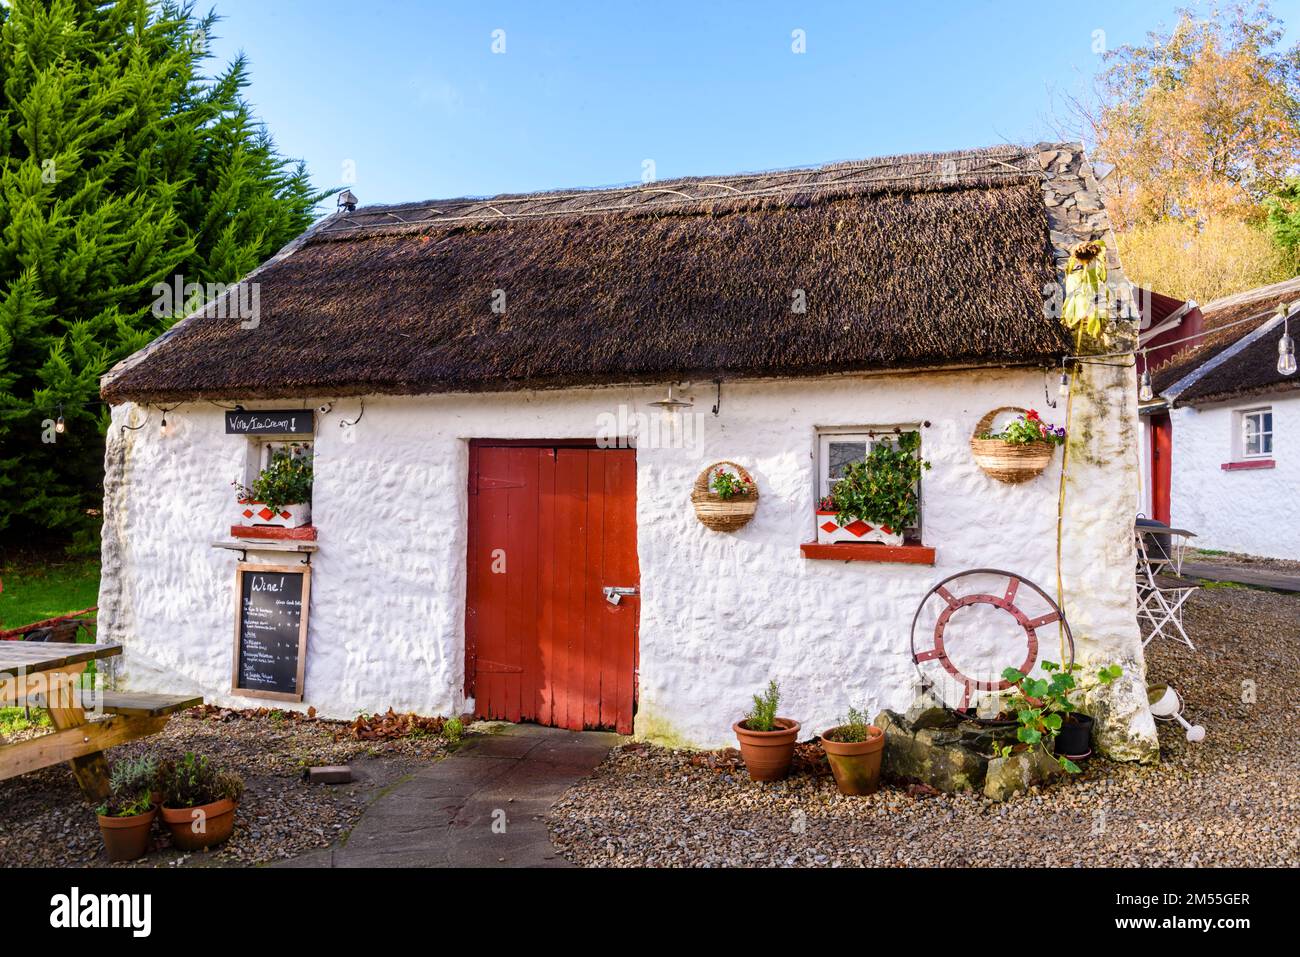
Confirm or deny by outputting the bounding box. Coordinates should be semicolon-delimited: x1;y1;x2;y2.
1061;240;1113;339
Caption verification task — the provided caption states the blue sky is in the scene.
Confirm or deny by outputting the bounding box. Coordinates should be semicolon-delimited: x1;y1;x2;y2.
205;0;1300;207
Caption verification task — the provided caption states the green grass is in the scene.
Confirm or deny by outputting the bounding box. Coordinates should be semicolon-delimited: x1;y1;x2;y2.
0;557;102;736
0;557;100;632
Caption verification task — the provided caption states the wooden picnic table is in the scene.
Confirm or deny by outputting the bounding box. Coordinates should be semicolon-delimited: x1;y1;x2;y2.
0;642;200;801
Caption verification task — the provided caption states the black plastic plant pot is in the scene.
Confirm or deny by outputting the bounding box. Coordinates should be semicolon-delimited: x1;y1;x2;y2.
1054;712;1094;760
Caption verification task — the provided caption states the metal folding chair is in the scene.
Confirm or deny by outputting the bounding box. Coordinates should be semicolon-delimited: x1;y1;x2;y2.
1135;524;1200;651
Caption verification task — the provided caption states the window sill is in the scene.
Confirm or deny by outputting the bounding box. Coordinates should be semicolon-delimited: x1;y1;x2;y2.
1221;459;1275;471
229;524;318;541
800;542;936;565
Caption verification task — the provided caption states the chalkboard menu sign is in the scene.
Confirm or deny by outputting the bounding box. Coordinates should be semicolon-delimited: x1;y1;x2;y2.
232;563;310;701
224;409;313;435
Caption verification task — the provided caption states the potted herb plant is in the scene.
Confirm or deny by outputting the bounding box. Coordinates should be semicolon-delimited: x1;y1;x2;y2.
816;431;929;545
157;752;245;851
95;755;159;863
818;706;885;795
233;445;313;528
970;407;1066;484
999;661;1123;772
732;680;800;782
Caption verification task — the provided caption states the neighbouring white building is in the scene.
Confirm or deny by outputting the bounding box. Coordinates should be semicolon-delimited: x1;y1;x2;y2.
98;144;1159;759
1145;277;1300;560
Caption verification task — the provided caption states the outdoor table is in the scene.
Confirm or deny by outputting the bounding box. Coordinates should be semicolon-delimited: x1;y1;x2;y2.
0;642;139;801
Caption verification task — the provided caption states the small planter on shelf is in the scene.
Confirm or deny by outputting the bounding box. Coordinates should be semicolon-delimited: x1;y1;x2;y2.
818;708;885;796
157;753;244;852
732;680;800;782
815;506;903;546
237;499;311;529
969;407;1065;484
233;446;314;532
691;461;758;532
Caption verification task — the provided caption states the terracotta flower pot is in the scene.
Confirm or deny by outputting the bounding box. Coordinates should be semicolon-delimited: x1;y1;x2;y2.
732;718;800;781
819;726;885;795
160;798;238;851
97;807;157;863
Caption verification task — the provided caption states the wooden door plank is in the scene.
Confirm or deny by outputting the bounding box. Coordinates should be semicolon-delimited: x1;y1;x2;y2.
607;449;639;734
582;451;607;731
557;450;588;731
537;449;558;727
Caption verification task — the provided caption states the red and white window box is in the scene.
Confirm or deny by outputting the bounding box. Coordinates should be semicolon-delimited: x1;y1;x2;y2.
815;510;903;547
238;499;312;529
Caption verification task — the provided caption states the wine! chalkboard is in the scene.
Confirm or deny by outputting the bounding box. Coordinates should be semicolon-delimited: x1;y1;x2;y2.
232;563;310;701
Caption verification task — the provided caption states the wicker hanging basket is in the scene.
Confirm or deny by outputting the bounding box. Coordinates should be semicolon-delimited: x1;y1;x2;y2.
969;407;1056;484
691;461;759;532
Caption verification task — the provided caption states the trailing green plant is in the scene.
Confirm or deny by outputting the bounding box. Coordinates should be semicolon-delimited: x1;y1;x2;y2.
1000;661;1123;773
157;752;244;808
710;466;755;500
233;447;313;513
830;431;930;532
980;410;1066;446
744;680;781;732
823;706;877;743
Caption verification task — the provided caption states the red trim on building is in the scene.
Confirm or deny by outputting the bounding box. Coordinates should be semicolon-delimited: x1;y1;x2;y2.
800;542;936;565
229;524;318;540
1220;459;1275;471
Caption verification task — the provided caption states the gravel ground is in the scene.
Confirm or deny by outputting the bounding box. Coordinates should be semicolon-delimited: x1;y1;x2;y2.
1190;548;1300;575
0;708;456;867
550;586;1300;867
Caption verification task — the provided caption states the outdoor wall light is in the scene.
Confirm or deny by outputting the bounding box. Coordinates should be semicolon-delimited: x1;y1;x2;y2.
1278;303;1297;377
648;383;693;412
1057;370;1070;398
337;189;358;212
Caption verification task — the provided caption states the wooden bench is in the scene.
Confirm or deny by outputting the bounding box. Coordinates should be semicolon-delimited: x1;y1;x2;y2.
28;690;203;718
2;643;202;800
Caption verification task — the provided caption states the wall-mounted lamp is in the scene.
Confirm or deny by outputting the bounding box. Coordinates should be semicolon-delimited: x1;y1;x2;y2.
648;383;693;413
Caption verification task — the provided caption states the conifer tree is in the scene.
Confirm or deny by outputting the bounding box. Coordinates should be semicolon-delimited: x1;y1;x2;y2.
0;0;325;549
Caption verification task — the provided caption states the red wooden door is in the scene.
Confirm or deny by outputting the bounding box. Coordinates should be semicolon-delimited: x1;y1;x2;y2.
1151;413;1172;525
466;445;638;733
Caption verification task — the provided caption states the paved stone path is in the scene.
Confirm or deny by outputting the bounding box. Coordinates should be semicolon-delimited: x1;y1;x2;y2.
281;723;619;868
1182;562;1300;594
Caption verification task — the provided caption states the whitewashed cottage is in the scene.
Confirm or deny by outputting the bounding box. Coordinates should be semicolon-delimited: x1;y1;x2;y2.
98;144;1159;759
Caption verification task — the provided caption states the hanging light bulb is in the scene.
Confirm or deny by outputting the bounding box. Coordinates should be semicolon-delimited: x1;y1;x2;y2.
159;413;170;437
54;404;65;434
1139;368;1154;402
1278;304;1297;376
1057;369;1070;398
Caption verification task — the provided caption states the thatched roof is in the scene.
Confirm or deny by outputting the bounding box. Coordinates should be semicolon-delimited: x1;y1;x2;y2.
1153;276;1300;406
102;143;1115;403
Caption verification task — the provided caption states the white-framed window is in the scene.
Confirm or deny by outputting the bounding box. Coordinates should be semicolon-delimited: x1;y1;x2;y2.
1238;408;1273;459
816;426;924;532
241;437;314;491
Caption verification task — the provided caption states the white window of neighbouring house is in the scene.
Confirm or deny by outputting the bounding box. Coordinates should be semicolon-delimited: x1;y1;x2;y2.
1238;408;1273;459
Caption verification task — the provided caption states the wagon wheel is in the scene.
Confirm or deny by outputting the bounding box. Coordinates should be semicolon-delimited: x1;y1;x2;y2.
909;568;1074;714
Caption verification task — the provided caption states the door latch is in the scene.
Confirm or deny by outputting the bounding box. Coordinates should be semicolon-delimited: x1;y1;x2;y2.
602;586;638;605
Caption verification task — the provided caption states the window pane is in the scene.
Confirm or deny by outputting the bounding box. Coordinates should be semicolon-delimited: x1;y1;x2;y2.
1262;431;1273;455
828;441;867;481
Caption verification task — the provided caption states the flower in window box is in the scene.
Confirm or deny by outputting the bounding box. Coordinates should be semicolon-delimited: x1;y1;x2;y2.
233;448;313;528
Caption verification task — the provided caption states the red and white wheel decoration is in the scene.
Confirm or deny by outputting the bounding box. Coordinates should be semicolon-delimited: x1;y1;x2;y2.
909;568;1074;714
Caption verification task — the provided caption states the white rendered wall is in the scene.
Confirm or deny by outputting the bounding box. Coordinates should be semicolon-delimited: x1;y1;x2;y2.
100;367;1149;750
1170;392;1300;560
